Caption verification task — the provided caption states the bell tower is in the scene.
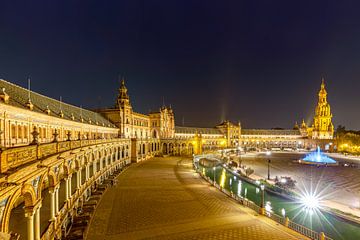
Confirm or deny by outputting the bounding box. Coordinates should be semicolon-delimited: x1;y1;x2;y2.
117;79;133;138
311;78;334;139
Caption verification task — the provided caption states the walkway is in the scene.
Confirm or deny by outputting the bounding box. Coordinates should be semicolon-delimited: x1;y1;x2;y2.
87;157;307;240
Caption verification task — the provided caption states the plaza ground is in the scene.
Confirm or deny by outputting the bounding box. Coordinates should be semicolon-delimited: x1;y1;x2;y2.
87;156;307;240
240;152;360;218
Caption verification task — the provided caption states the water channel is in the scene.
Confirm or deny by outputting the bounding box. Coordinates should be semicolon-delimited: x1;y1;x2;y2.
196;162;360;240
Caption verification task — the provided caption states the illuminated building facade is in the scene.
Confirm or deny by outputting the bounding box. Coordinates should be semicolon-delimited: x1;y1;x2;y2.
0;77;335;239
300;79;334;140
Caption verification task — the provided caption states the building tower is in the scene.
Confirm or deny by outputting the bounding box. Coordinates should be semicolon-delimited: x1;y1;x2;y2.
311;78;334;139
117;79;133;138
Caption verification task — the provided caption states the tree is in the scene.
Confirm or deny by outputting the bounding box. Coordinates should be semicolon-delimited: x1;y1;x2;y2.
336;125;346;136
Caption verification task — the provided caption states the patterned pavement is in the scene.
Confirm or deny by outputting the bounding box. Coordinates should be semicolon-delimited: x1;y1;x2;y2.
87;157;308;240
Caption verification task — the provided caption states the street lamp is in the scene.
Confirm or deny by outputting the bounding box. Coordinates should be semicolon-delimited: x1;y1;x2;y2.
266;151;271;180
260;184;265;215
213;166;216;186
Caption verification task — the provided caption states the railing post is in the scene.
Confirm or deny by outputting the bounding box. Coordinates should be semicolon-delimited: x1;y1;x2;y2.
284;217;289;227
320;232;325;240
36;143;40;160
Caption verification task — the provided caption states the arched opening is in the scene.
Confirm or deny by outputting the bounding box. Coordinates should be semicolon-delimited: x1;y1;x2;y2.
8;185;37;239
162;143;168;154
181;143;187;155
188;143;194;155
152;129;157;138
168;143;174;155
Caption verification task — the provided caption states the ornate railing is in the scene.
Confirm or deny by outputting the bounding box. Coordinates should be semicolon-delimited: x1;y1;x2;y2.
0;138;125;173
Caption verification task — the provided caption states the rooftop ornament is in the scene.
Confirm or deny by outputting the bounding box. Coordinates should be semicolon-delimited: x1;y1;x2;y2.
52;129;59;142
30;126;39;145
0;87;9;103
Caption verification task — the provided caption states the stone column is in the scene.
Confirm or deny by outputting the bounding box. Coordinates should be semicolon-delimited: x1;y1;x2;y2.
76;170;81;189
55;186;59;214
49;189;56;220
25;210;34;240
65;177;69;200
93;161;97;175
86;165;89;180
68;175;72;197
34;206;41;240
100;157;103;170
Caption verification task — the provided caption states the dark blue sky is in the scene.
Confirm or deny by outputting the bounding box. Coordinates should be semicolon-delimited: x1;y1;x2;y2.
0;1;359;129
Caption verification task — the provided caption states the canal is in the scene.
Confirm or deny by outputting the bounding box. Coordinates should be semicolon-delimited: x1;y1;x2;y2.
197;163;360;240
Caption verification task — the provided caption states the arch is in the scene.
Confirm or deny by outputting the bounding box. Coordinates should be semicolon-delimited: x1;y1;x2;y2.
152;129;158;138
188;143;194;155
121;146;125;158
21;184;37;207
168;143;174;155
36;173;47;195
162;143;168;154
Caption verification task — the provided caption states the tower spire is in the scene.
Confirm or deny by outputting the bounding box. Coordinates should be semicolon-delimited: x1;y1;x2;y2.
311;77;334;139
116;76;130;108
26;77;34;110
321;76;325;89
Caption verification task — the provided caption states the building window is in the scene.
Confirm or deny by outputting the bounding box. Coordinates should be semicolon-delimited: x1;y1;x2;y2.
11;124;16;139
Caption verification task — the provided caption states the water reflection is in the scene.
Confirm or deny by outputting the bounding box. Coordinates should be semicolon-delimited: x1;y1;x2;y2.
220;169;226;188
237;181;242;196
198;164;360;240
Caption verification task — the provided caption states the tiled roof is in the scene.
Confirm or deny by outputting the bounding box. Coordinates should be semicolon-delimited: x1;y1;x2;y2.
0;79;116;128
241;129;301;135
175;126;223;135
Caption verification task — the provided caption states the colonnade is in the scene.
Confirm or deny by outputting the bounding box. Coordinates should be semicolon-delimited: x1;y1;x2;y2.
1;141;131;240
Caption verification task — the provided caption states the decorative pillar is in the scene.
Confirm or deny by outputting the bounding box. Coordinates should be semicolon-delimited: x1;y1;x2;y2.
93;161;97;175
65;177;69;200
52;129;59;143
55;186;59;214
30;126;39;145
25;210;34;240
68;175;72;197
34;206;41;240
49;189;56;220
84;165;88;180
76;170;81;189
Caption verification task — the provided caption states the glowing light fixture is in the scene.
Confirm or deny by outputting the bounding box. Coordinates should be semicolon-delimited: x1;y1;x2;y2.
280;178;287;184
281;208;286;217
301;193;320;212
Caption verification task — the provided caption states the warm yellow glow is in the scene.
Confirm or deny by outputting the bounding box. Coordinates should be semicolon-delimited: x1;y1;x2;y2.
220;140;226;145
220;169;226;188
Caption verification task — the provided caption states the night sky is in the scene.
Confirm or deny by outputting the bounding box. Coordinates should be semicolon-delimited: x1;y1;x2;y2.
1;1;359;129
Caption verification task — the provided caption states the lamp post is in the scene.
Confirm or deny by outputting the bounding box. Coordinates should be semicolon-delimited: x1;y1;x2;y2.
213;166;216;186
266;151;271;180
260;184;265;215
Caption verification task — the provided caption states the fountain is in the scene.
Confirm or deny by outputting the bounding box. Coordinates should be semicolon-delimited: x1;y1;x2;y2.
299;146;337;165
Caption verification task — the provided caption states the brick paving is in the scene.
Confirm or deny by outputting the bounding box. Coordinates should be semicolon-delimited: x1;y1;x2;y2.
87;157;308;240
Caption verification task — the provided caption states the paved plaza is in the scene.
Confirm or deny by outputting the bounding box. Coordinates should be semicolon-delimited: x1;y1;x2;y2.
87;157;307;240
